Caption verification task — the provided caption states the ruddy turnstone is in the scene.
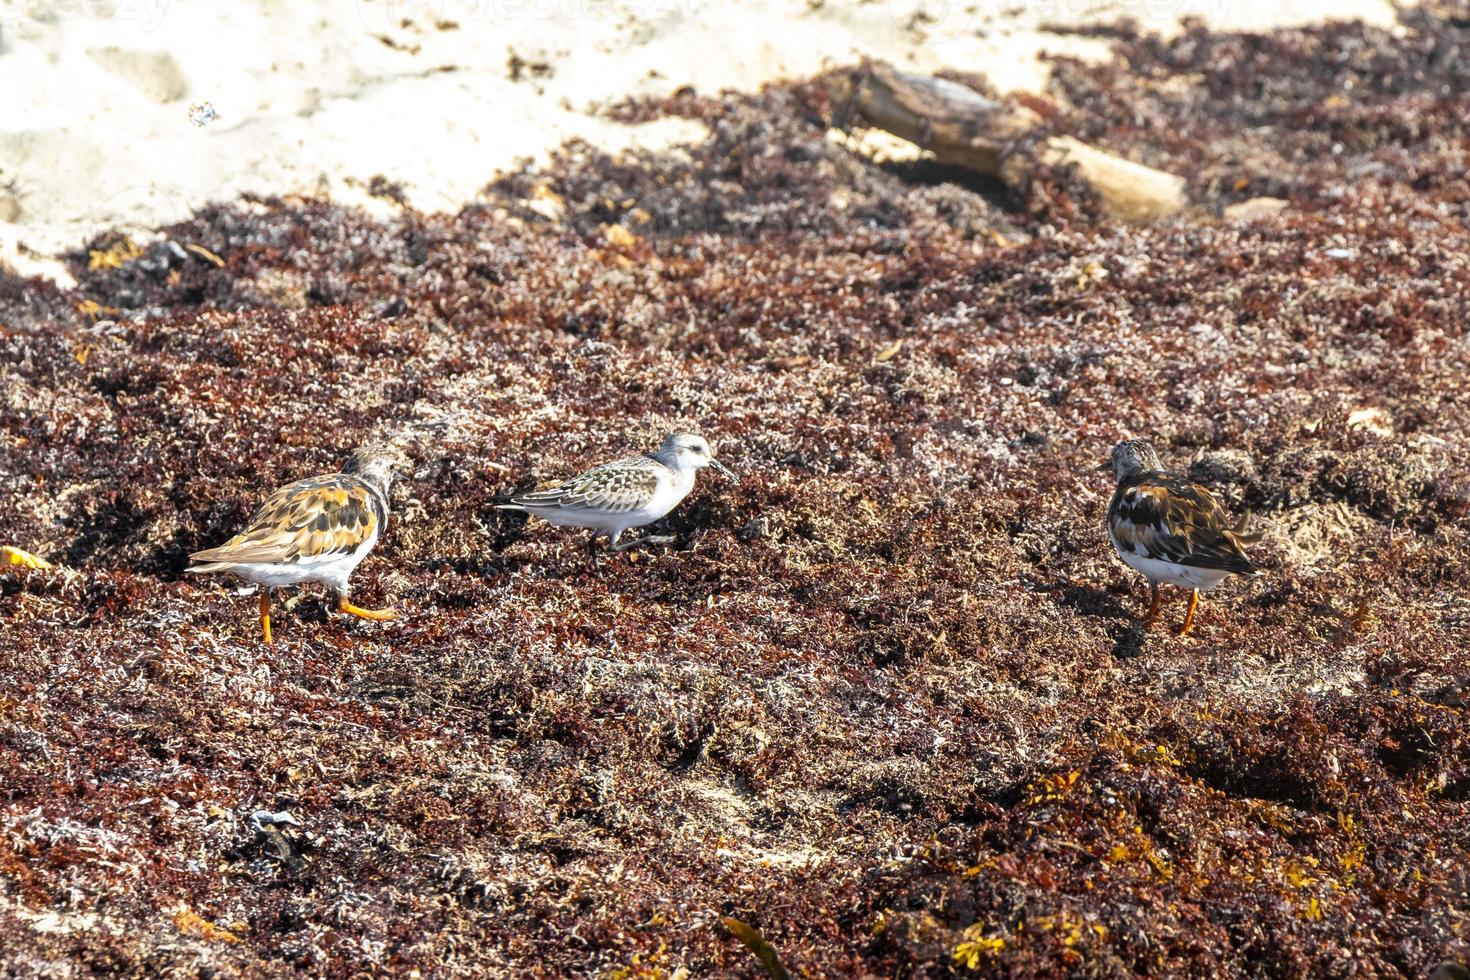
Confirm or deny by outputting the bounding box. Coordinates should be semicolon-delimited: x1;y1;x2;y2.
1106;439;1261;636
497;431;734;552
186;445;406;643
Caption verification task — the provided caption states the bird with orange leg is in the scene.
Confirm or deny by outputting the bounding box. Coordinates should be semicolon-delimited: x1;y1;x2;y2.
186;444;407;643
1105;439;1261;636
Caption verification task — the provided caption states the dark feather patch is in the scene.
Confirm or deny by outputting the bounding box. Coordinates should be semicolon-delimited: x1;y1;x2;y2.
1109;472;1258;574
189;474;387;566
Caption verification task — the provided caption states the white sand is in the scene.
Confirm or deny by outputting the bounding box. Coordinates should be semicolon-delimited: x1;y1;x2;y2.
0;0;1403;284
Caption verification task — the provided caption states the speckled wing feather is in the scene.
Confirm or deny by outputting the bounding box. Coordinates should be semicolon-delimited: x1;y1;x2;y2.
506;455;660;513
1109;474;1257;573
189;475;384;566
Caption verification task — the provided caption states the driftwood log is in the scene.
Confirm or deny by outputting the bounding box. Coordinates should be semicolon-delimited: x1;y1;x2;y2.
837;63;1186;224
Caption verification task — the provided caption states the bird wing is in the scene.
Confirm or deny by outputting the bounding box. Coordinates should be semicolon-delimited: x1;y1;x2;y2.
1109;475;1258;573
505;456;660;514
189;475;383;566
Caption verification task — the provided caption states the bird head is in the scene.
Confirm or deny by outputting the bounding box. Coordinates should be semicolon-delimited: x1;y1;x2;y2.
657;432;735;479
1108;439;1163;480
343;444;410;495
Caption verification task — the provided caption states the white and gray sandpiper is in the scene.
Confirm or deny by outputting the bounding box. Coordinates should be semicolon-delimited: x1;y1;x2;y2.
496;432;735;550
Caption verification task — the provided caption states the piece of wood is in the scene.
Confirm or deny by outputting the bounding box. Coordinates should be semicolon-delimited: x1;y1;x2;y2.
838;62;1186;223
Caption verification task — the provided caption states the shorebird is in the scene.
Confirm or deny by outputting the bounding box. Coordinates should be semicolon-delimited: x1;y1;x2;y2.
1106;439;1261;636
186;445;406;643
497;431;734;553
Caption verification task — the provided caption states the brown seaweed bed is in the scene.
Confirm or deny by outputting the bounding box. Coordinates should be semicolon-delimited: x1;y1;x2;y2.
3;11;1470;978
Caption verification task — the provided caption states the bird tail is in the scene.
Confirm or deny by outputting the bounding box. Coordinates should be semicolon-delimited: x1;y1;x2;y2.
1226;537;1264;577
1231;511;1264;545
184;562;234;574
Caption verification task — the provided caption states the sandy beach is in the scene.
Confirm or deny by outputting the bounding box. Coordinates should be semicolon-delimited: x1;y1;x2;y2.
1;0;1400;282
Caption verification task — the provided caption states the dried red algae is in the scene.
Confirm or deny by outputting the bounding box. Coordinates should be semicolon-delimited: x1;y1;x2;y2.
2;11;1469;979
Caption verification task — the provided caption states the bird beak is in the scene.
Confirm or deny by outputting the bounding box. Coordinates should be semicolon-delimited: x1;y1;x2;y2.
1095;461;1113;473
710;459;736;480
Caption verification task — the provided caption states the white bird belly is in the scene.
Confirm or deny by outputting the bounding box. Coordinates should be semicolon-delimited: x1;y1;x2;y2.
623;482;689;528
1117;550;1230;590
532;507;630;533
222;533;376;594
1110;529;1230;590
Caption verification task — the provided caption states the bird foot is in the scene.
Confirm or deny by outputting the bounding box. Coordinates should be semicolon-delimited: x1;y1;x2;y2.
259;593;273;645
610;534;674;553
1141;596;1162;630
1177;589;1200;637
338;598;397;622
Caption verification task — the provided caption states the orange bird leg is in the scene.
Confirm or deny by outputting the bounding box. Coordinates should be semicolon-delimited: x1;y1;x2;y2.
338;595;397;622
259;592;273;645
1178;588;1200;637
1142;581;1162;627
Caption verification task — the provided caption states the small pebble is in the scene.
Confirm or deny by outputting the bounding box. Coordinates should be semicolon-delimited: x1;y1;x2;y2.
188;101;219;128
